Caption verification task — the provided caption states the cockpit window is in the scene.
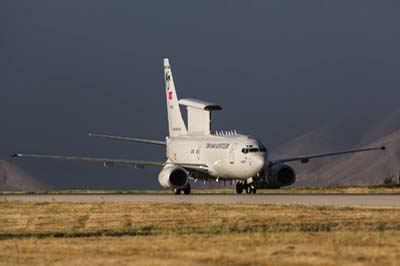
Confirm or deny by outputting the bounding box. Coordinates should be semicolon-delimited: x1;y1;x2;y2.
241;141;268;154
241;147;266;153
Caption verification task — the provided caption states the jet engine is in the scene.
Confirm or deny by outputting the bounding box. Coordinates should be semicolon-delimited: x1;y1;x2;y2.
158;165;189;189
266;164;296;188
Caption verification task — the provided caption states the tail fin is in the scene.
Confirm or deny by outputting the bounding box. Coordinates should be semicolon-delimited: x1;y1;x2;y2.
163;58;187;137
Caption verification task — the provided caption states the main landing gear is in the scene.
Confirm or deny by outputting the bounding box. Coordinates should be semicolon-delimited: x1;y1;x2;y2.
174;183;191;195
236;181;256;194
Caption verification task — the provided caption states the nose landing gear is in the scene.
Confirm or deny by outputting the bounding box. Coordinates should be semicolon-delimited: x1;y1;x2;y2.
235;181;256;194
246;184;256;194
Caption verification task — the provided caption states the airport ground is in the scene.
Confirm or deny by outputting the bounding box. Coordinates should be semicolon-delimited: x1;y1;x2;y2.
1;184;400;195
1;201;400;266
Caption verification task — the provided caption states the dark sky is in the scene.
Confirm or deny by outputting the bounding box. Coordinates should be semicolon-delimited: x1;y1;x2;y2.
1;1;400;189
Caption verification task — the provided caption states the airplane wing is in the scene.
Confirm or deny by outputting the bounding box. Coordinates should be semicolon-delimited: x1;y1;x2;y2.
11;153;164;169
270;146;386;165
88;133;166;145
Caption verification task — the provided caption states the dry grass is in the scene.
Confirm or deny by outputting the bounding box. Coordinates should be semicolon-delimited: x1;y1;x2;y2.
2;232;400;266
1;202;400;266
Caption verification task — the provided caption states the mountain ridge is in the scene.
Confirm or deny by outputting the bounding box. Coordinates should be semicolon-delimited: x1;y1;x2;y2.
272;109;400;186
0;160;48;191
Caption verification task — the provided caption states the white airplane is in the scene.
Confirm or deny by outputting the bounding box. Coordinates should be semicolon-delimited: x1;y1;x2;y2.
12;58;386;194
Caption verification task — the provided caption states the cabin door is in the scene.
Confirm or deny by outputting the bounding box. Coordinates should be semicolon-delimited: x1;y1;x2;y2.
229;143;237;164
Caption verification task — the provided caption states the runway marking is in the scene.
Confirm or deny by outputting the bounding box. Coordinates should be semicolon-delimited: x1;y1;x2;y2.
1;194;400;207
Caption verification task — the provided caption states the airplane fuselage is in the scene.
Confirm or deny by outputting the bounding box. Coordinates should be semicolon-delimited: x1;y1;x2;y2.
166;133;267;180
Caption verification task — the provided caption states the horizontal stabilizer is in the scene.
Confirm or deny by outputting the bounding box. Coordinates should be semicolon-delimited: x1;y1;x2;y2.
88;133;166;145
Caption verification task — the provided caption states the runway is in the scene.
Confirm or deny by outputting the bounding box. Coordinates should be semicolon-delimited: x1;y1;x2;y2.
1;194;400;207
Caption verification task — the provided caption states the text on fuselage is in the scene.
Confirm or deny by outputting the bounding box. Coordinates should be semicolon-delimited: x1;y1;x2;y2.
206;143;230;149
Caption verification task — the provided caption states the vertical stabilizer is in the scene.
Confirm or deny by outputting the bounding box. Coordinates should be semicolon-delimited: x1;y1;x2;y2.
163;58;187;137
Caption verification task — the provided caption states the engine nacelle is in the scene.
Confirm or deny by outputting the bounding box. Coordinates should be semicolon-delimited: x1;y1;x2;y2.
158;165;189;189
266;164;296;188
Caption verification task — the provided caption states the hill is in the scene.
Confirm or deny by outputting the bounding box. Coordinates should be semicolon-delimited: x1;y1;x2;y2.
272;110;400;186
0;160;48;191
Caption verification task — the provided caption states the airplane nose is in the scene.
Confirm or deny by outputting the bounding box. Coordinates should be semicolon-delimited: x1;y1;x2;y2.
253;155;265;172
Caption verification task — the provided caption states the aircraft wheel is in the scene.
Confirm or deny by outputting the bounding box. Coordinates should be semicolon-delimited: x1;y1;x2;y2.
183;184;191;195
174;189;181;195
236;182;243;194
246;185;256;194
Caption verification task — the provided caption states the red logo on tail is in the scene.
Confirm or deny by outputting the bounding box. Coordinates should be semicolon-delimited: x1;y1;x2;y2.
168;91;173;100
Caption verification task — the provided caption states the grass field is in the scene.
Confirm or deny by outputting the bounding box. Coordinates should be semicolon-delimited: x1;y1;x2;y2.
1;184;400;195
1;202;400;266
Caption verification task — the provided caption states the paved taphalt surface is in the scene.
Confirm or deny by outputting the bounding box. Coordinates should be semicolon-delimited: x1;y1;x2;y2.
1;194;400;206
